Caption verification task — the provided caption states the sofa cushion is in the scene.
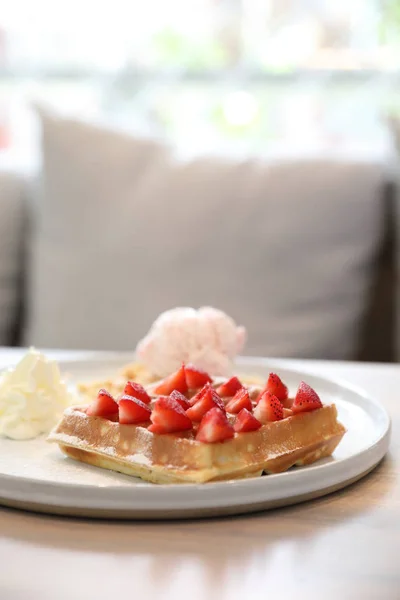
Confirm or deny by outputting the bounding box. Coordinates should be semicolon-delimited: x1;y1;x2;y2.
25;112;385;359
0;171;25;345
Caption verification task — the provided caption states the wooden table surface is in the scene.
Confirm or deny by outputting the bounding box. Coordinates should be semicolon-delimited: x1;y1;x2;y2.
0;351;399;600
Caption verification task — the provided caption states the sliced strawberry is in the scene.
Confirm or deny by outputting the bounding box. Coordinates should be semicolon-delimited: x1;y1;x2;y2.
149;396;193;433
86;389;119;418
107;413;119;423
153;365;188;395
123;381;151;405
196;407;235;443
147;423;165;434
256;373;290;406
184;364;212;389
119;395;151;424
216;376;243;398
188;381;222;406
292;381;323;414
186;385;225;422
225;387;252;414
170;390;190;411
234;408;262;433
265;373;289;403
209;386;224;406
253;391;284;423
188;383;208;406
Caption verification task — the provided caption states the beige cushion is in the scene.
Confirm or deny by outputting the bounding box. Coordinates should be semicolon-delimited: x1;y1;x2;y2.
25;112;385;359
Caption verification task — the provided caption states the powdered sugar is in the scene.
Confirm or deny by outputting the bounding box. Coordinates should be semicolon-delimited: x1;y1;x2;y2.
126;453;151;467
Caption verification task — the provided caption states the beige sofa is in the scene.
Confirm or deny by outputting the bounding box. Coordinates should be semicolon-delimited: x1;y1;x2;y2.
0;112;398;362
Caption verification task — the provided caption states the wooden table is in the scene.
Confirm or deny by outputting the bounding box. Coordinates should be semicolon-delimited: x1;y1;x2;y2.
0;351;399;600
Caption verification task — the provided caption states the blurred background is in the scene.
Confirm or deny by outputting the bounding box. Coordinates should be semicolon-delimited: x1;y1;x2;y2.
1;0;400;168
0;0;399;362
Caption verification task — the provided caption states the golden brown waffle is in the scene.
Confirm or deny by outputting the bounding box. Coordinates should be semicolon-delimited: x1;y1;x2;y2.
48;404;346;484
76;362;157;402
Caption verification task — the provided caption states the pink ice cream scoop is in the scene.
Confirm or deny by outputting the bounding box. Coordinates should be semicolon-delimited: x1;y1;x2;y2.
136;307;247;378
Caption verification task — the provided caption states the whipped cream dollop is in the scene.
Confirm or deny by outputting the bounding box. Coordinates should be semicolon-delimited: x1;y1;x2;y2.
136;307;246;378
0;348;74;440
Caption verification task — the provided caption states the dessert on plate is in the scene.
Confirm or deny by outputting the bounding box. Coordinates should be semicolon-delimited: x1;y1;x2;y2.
0;348;75;440
48;365;346;484
77;306;252;401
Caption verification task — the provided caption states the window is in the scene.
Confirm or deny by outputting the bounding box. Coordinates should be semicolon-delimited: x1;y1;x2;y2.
1;0;399;169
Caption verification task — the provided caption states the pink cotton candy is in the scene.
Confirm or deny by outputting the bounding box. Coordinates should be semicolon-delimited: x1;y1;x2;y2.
136;307;246;378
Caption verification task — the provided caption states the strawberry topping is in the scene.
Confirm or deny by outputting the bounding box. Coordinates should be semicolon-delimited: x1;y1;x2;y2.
225;387;252;414
184;364;212;389
253;391;284;423
292;381;323;414
188;383;208;406
149;396;192;433
147;423;166;434
234;408;262;433
188;381;221;406
216;376;243;398
186;384;225;422
265;373;289;403
86;389;119;418
196;407;235;443
118;395;151;424
153;365;188;395
170;390;191;411
256;372;290;406
123;381;151;405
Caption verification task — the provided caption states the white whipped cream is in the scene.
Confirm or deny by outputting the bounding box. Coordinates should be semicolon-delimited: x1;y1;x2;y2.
136;306;246;378
0;348;74;440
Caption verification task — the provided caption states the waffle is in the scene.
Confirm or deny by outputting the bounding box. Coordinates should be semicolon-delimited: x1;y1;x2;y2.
48;403;346;484
76;362;156;402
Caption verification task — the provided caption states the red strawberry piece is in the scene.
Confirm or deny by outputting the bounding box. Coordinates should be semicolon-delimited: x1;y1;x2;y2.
234;408;262;433
154;365;188;395
292;381;323;414
184;364;212;389
253;391;284;423
170;390;190;411
216;376;243;398
124;381;151;404
265;373;289;403
225;387;252;414
188;382;209;406
147;423;165;434
209;386;224;406
149;396;193;433
196;407;235;443
256;373;290;406
86;389;118;418
188;381;222;406
186;385;225;422
119;395;151;424
107;413;119;423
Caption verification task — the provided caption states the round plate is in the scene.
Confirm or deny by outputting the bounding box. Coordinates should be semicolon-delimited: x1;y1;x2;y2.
0;356;391;519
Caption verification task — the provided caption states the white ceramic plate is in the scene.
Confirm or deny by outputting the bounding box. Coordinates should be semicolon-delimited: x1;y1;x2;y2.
0;356;391;519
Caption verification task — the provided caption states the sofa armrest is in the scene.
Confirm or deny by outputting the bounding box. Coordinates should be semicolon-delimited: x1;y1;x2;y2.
356;180;396;362
0;170;26;345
